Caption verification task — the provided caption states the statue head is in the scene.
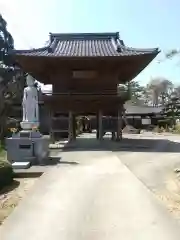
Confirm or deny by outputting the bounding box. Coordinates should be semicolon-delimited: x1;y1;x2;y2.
26;74;35;87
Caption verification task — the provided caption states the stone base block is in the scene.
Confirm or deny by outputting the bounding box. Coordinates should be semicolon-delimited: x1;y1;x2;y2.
6;131;50;166
12;162;31;169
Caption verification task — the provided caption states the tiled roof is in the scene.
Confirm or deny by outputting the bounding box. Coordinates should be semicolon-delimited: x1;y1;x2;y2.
13;32;159;58
125;104;163;115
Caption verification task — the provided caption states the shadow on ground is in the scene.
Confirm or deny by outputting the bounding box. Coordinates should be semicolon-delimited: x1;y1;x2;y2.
0;180;20;195
47;157;79;165
44;157;61;165
13;157;79;177
14;172;43;179
59;161;79;165
61;137;180;153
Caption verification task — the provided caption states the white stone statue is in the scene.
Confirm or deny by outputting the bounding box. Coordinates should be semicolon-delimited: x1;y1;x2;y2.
21;74;39;129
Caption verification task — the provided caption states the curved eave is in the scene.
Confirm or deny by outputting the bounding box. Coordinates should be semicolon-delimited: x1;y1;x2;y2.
11;46;49;54
118;50;160;83
11;50;159;84
12;50;160;62
11;43;159;58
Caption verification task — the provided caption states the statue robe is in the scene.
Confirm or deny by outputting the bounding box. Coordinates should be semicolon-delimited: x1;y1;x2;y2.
22;86;39;122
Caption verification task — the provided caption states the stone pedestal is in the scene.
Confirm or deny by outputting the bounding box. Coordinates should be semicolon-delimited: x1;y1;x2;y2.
20;121;39;130
6;130;50;167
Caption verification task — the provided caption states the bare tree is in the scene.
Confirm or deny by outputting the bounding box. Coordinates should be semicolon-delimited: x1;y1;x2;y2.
147;77;173;106
174;85;180;98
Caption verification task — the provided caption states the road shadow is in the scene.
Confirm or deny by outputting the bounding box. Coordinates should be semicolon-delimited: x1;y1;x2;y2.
0;180;20;195
48;156;79;165
14;157;62;178
14;157;79;178
43;156;61;165
14;172;43;178
59;161;79;165
61;136;180;153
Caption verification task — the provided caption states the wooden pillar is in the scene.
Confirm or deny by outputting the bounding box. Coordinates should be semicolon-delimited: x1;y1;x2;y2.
49;110;55;143
111;131;116;141
116;107;122;141
98;110;103;140
72;114;76;139
96;113;99;139
68;111;74;142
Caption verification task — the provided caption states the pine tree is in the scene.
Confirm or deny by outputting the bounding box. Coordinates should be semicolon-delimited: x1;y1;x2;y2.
0;14;14;66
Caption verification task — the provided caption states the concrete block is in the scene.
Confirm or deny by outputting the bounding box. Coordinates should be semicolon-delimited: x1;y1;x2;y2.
6;131;50;166
12;162;31;169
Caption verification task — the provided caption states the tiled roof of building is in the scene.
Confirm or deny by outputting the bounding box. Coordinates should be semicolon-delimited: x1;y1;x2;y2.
125;104;163;115
13;32;159;58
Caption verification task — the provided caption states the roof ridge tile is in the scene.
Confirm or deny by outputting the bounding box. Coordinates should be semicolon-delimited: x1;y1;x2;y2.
50;32;119;41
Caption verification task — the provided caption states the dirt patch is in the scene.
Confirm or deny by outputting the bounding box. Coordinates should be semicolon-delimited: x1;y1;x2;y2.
155;172;180;220
0;177;38;225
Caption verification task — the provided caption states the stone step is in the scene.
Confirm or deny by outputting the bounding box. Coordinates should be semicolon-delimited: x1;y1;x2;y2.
12;161;31;169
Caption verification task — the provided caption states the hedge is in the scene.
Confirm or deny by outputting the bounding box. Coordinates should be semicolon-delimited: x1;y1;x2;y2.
158;119;172;128
0;157;13;190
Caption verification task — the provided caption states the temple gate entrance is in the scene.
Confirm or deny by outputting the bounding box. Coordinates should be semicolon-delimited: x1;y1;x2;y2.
12;32;159;142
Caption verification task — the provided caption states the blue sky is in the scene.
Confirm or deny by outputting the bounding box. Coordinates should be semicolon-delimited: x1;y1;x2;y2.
1;0;180;86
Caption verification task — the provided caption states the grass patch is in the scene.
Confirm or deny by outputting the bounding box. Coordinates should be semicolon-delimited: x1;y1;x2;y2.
172;124;180;134
0;143;4;155
0;147;13;190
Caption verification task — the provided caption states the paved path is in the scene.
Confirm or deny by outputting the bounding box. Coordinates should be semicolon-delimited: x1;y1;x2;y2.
1;148;180;239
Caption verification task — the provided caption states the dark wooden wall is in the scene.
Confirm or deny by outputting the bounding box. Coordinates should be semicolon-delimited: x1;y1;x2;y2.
51;68;118;94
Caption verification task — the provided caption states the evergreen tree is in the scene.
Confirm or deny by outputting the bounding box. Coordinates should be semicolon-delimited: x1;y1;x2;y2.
0;15;25;141
0;14;14;66
162;93;180;127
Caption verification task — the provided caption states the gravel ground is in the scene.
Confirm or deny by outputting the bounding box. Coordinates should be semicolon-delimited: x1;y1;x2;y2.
115;133;180;222
0;178;38;225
